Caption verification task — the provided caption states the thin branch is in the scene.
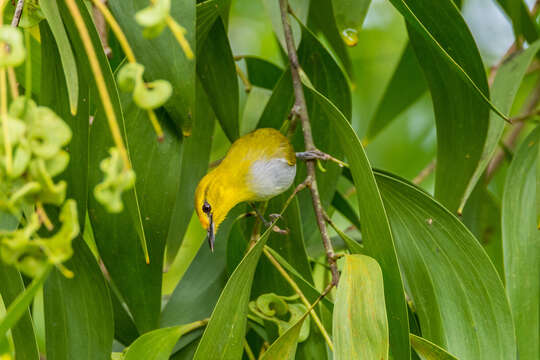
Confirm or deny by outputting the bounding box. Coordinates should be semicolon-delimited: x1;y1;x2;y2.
412;159;436;185
91;0;112;58
486;82;540;182
278;0;339;286
10;0;24;27
263;247;334;351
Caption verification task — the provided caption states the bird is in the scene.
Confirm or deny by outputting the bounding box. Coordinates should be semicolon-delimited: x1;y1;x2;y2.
195;128;297;251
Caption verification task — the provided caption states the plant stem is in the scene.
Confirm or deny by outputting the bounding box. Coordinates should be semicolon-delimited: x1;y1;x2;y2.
263;247;334;351
235;63;252;93
412;159;436;185
244;340;256;360
0;68;11;175
7;67;18;98
278;0;339;285
165;16;194;59
90;0;135;62
10;0;24;27
147;110;164;142
64;0;131;170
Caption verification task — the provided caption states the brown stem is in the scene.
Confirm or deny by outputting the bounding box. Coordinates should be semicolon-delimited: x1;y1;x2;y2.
278;0;339;285
412;159;436;185
486;82;540;182
91;0;112;58
10;0;24;27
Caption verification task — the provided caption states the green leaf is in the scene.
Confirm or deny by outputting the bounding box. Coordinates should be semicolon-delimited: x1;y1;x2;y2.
197;18;239;141
41;0;79;115
0;265;51;340
366;43;426;142
0;260;39;360
375;171;516;359
165;79;215;265
410;334;458;360
391;0;493;212
109;0;195;135
192;221;276;360
244;56;283;90
260;309;310;360
161;206;242;328
495;0;538;43
459;40;540;212
332;0;371;46
124;322;206;360
333;255;388;360
388;0;508;123
316;90;410;358
502;125;540;360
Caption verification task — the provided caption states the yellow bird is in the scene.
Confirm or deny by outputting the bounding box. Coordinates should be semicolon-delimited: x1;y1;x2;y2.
195;128;297;250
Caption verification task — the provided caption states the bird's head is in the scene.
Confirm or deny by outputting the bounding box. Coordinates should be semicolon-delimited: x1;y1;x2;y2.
194;169;244;252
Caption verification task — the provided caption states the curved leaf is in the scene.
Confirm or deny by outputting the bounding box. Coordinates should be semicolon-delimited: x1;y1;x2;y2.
124;322;206;360
333;255;388;360
410;334;458;360
244;56;283;90
261;309;310;360
193;222;276;360
375;171;516;359
109;0;195;135
41;0;79;115
198;18;239;141
459;40;540;212
313;90;410;358
502;125;540;360
394;0;492;212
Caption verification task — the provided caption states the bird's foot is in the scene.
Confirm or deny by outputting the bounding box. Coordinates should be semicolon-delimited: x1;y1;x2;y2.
295;150;347;168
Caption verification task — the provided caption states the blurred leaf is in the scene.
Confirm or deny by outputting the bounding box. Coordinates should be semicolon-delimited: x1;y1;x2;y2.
0;265;51;340
165;80;215;265
375;171;516;359
40;19;114;360
124;322;206;360
13;31;41;97
459;40;540;212
313;89;410;358
502;125;540;360
410;334;458;360
332;0;371;46
388;0;506;122
366;43;425;142
495;0;538;43
331;191;361;231
244;56;283;90
111;288;139;346
198;18;239;141
307;0;354;79
41;0;79;115
109;0;195;135
391;0;493;212
260;309;310;360
0;260;39;360
334;255;388;360
192;221;276;360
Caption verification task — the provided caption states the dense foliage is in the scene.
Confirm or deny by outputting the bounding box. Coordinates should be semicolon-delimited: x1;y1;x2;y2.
0;0;538;359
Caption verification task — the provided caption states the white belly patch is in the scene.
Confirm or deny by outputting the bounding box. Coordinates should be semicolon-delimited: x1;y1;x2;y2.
248;158;296;200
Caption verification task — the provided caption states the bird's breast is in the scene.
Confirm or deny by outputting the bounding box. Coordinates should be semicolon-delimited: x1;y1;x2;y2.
247;157;296;200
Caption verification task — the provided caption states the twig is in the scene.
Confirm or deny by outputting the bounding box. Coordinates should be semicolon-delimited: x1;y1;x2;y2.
509;108;540;123
10;0;24;27
235;63;252;93
278;0;339;286
91;0;111;58
486;82;540;181
263;247;334;351
36;202;54;231
412;159;436;185
244;340;256;360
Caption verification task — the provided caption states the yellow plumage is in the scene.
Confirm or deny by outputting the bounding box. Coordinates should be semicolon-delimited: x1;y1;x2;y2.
195;128;296;248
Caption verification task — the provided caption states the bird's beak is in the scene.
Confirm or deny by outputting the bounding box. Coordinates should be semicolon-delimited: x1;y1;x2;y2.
207;213;215;252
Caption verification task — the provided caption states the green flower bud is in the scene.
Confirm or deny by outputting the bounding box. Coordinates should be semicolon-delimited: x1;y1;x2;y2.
133;79;172;109
0;27;26;67
135;0;170;39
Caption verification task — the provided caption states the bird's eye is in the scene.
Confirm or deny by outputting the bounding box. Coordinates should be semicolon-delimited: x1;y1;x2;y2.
202;201;211;214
